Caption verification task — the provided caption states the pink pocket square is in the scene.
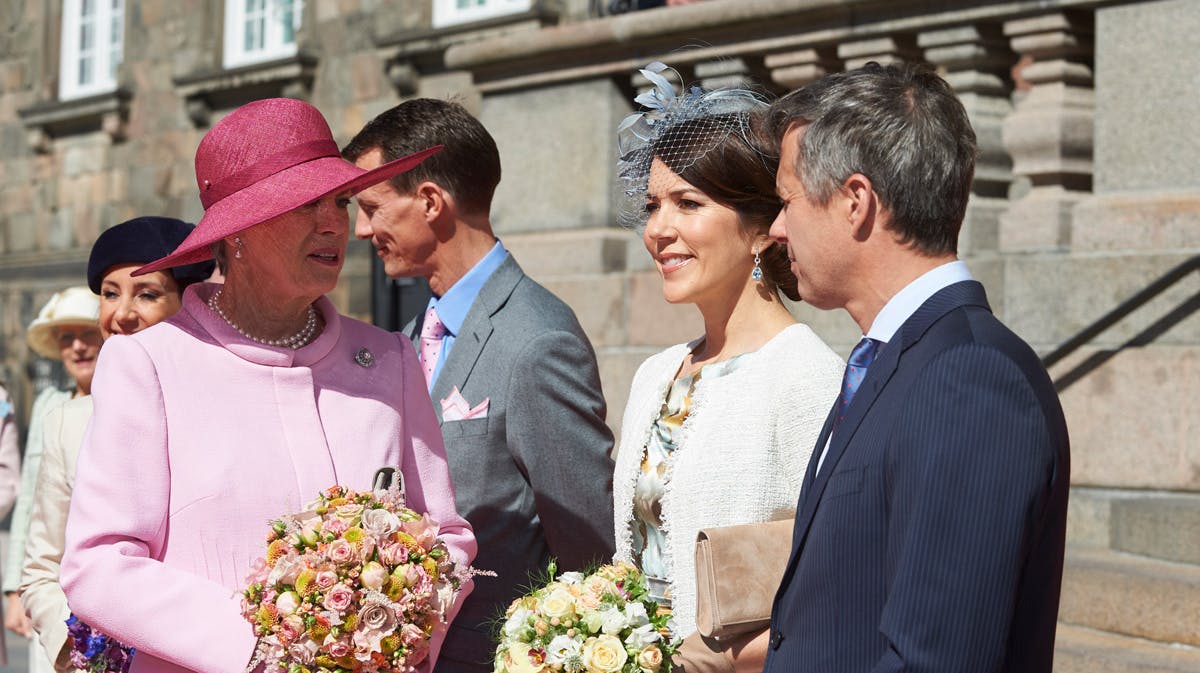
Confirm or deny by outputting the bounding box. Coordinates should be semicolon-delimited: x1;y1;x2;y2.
441;386;489;422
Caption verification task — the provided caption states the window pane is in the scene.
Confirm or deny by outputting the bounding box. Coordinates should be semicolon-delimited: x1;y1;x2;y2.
79;55;93;86
280;0;295;45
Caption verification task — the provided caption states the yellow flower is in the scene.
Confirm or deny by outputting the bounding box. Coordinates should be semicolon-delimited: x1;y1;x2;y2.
266;539;291;565
422;557;439;581
295;569;317;597
381;634;401;655
343;527;364;544
582;635;628;673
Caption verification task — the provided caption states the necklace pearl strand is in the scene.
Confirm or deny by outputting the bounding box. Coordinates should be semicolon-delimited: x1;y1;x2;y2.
207;288;319;349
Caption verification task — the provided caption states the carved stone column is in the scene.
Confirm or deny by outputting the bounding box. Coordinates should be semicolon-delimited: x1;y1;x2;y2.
920;24;1014;256
999;12;1094;252
764;47;838;91
838;36;919;70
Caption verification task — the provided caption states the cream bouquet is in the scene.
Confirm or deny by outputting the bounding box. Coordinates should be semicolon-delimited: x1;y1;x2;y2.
494;561;678;673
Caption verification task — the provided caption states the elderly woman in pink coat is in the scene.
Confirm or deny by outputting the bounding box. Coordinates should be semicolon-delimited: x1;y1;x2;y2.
60;98;475;673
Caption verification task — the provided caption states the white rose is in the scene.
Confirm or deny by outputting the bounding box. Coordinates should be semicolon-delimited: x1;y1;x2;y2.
361;508;401;537
624;602;649;628
623;623;660;650
558;571;586;585
599;606;627;635
582;635;628;673
504;608;534;638
582;610;605;634
544;634;583;666
541;588;577;621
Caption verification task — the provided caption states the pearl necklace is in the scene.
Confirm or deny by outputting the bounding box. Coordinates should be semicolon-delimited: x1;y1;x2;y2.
207;289;319;349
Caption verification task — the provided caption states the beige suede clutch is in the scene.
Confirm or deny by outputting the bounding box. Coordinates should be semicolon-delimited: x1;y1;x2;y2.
693;515;795;640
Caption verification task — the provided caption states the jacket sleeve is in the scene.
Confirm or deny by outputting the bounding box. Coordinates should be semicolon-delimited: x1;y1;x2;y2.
60;336;257;673
394;336;476;671
505;329;616;570
0;387;20;522
870;344;1064;673
4;388;60;594
19;403;72;672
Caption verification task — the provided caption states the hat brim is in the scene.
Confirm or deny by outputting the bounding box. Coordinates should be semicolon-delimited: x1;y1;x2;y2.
27;317;99;359
134;145;442;275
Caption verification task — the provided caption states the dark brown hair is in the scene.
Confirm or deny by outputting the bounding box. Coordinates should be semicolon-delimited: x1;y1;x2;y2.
342;99;501;216
655;111;799;301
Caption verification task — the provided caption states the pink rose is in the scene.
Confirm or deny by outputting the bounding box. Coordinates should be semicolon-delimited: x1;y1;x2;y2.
378;542;408;566
288;639;318;664
325;637;351;658
323;583;354;612
359;602;397;633
402;514;439;550
279;615;304;641
315;569;338;590
400;622;425;646
329;539;355;565
324;518;349;537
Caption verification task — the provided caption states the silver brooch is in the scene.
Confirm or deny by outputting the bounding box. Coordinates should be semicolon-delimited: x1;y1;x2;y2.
355;348;374;368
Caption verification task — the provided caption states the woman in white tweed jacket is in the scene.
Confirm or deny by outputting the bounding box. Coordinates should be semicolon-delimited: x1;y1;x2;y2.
612;70;843;672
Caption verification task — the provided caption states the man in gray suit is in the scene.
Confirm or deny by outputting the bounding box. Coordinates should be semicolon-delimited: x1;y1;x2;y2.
343;99;616;673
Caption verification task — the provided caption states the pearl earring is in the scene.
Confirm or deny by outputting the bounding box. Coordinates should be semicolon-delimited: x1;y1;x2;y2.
234;236;244;259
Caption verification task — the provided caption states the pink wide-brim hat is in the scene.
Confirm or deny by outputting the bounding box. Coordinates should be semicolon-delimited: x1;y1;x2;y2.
136;98;440;275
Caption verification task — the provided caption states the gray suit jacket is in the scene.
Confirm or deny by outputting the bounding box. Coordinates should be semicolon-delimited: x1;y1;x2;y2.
408;255;616;673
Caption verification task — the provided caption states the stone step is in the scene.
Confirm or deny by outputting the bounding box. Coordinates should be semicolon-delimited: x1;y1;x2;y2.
1059;547;1200;647
1111;493;1200;565
1055;623;1200;673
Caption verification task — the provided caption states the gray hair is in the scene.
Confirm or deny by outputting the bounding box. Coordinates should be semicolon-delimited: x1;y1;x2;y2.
768;61;977;256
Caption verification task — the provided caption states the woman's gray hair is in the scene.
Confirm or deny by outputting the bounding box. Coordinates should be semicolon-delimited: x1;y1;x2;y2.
768;61;977;256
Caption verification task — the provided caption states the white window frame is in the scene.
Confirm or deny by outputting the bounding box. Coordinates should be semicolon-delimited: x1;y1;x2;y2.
223;0;303;69
59;0;124;101
432;0;532;28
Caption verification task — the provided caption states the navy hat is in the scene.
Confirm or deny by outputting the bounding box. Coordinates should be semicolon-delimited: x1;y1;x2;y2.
87;217;216;294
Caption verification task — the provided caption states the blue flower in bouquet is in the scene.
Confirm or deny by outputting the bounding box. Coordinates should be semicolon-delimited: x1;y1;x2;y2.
66;614;135;673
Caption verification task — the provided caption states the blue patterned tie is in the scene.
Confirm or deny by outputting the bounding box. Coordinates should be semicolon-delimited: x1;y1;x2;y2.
831;337;882;439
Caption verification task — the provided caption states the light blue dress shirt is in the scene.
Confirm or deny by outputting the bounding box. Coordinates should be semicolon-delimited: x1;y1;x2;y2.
424;240;508;388
815;260;974;474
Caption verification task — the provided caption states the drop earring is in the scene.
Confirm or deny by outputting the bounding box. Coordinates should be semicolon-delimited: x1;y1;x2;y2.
234;237;244;259
751;249;763;282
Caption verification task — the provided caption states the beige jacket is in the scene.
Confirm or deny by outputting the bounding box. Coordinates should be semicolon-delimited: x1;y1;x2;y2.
20;395;92;672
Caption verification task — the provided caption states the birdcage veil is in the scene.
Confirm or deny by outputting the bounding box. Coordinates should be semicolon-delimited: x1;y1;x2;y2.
615;62;770;228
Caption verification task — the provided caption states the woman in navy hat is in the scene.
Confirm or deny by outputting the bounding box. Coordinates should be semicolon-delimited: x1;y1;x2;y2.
18;217;213;672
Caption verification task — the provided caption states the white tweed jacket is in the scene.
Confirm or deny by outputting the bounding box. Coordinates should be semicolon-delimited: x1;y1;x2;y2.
613;323;843;637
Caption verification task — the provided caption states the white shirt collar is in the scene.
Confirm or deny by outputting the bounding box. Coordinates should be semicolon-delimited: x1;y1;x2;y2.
865;260;974;344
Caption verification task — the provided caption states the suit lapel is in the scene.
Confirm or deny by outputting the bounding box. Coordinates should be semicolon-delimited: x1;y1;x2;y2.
785;281;992;564
428;256;524;421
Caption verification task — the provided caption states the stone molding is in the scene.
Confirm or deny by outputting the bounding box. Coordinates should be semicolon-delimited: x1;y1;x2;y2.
17;88;132;153
444;0;1115;92
172;53;319;127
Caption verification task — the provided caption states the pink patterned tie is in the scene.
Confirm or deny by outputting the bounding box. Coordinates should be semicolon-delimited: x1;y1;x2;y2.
419;306;447;389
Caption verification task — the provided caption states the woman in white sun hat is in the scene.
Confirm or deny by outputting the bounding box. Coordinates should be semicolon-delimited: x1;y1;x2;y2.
3;286;99;673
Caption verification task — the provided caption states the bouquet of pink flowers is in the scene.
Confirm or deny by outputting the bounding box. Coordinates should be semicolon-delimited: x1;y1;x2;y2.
241;484;471;672
493;561;678;673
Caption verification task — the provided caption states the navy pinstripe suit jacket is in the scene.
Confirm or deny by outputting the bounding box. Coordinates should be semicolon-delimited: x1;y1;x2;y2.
763;280;1070;673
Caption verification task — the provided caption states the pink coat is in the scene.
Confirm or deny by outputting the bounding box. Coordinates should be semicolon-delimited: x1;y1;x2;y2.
61;283;475;673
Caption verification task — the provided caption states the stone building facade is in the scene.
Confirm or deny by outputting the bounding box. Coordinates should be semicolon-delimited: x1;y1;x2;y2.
0;0;1197;669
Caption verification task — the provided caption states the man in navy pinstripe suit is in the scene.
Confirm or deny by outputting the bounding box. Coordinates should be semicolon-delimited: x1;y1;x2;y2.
761;62;1070;673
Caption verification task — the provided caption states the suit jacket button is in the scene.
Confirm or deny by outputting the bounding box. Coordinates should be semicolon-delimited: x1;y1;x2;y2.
770;631;784;650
